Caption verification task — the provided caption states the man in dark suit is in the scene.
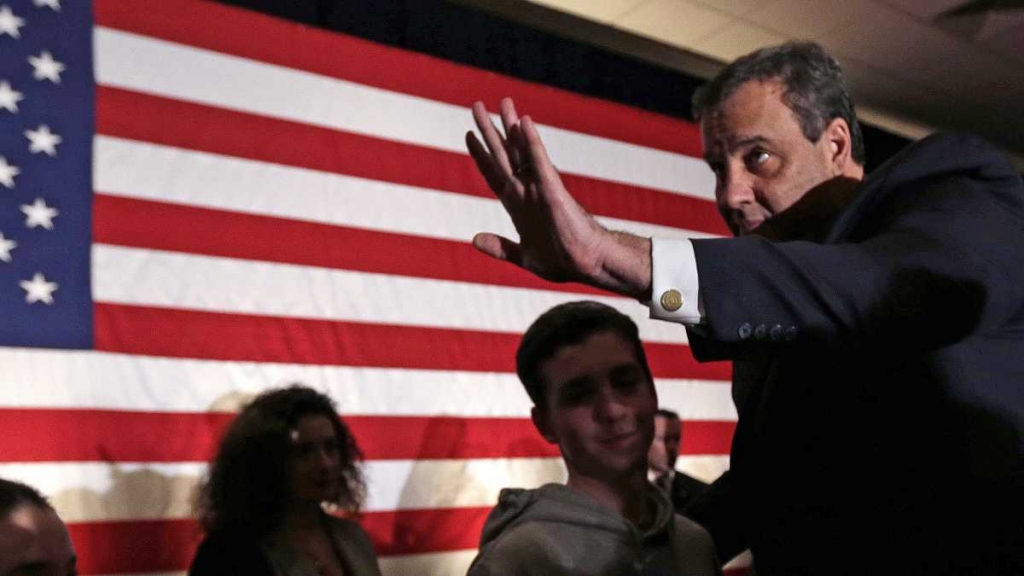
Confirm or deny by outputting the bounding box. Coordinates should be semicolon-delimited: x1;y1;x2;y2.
466;41;1023;575
648;408;709;514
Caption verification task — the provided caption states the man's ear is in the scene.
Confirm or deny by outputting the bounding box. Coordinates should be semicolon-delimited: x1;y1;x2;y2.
531;405;557;444
823;117;854;174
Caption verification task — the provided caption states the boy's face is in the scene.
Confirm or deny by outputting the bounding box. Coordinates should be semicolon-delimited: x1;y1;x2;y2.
532;330;657;483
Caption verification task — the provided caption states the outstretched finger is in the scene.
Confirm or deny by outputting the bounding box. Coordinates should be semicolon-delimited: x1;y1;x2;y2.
499;98;523;170
472;101;514;176
519;116;564;190
472;232;523;268
466;131;506;193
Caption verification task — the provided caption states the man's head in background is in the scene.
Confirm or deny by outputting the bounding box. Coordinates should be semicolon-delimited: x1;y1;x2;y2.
693;41;866;237
0;478;76;576
648;409;682;476
517;301;657;486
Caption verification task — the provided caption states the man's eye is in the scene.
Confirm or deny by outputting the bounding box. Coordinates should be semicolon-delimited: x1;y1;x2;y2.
746;150;770;168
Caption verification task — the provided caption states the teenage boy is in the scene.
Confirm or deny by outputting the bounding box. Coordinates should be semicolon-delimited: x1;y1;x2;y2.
468;301;719;576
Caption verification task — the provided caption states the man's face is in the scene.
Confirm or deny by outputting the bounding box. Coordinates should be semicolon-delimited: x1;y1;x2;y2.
533;331;657;483
0;504;76;576
701;78;838;236
648;414;681;474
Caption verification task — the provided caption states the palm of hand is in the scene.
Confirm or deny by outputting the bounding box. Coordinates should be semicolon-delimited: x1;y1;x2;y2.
467;99;606;285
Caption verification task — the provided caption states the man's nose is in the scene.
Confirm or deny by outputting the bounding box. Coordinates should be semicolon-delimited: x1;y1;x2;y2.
718;174;756;212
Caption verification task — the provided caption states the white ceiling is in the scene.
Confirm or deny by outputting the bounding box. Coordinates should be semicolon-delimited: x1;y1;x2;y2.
508;0;1024;166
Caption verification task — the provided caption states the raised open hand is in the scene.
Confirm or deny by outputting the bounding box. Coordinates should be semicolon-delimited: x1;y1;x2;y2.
466;98;651;298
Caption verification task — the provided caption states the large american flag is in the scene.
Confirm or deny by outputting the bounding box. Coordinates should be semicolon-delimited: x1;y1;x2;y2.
0;0;738;573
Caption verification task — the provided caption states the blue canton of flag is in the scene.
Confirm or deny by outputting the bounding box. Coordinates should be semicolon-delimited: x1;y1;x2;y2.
0;0;92;348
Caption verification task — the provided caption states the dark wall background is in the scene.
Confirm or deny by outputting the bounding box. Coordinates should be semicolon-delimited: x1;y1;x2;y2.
215;0;910;172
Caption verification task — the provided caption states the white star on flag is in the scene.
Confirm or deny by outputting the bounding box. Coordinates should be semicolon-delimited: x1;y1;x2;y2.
0;232;16;262
33;0;60;11
21;198;58;229
25;124;62;156
28;51;65;83
20;272;58;304
0;80;23;113
0;156;20;188
0;5;26;38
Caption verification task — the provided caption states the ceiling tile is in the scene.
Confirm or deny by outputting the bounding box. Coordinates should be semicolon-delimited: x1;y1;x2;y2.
835;57;918;112
977;20;1024;64
743;0;878;39
526;0;645;23
878;0;967;21
692;20;788;62
614;0;733;49
917;46;1024;102
823;6;965;88
688;0;766;17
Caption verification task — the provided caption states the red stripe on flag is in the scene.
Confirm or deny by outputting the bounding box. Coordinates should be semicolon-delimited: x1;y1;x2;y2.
0;409;734;462
68;508;490;574
364;506;489;557
93;303;732;381
93;194;608;297
69;519;202;575
93;0;704;158
96;87;728;235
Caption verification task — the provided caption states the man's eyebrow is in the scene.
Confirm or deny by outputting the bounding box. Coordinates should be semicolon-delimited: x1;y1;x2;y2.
703;135;769;163
732;135;769;150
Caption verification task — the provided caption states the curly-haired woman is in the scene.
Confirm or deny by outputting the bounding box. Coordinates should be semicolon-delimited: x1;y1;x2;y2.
189;385;381;576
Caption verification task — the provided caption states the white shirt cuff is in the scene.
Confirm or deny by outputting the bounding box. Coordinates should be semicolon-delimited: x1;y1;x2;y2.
647;237;703;325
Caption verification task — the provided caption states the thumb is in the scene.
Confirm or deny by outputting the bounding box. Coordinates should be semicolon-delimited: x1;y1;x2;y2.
472;233;523;267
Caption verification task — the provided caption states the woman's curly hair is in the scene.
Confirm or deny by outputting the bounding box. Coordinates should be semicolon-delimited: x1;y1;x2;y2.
196;384;366;537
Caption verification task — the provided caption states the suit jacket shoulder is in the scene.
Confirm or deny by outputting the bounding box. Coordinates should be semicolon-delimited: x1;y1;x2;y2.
687;132;1024;360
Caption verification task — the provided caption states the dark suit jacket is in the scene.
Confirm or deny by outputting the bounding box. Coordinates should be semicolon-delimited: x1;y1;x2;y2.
656;471;710;516
684;133;1024;575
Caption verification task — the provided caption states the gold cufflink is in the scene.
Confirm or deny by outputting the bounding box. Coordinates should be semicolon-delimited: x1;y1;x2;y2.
660;289;684;312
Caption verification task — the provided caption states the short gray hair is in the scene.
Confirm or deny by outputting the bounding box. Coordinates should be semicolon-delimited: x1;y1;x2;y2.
693;41;865;165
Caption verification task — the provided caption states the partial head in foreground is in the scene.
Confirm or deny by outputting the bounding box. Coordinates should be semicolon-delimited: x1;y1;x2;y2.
693;41;865;236
648;408;682;475
0;478;76;576
197;384;366;537
518;301;657;483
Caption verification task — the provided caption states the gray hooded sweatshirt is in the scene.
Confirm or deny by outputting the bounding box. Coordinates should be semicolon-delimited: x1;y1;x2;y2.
467;483;720;576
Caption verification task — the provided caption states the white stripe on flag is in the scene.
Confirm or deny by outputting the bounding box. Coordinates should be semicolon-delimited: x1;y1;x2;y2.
0;349;736;419
94;137;713;243
94;28;716;199
0;456;729;522
379;550;478;576
92;245;693;345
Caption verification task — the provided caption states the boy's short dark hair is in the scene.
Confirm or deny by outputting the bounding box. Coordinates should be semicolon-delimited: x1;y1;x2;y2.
516;301;652;409
0;477;51;517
